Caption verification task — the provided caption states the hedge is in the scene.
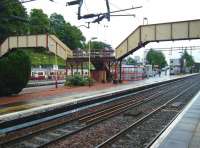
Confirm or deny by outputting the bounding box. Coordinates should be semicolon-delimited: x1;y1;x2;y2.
65;75;95;87
0;49;31;96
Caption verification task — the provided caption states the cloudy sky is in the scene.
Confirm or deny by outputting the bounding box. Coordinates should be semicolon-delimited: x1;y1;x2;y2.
23;0;200;63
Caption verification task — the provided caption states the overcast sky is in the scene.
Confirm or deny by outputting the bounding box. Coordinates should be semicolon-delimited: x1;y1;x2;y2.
23;0;200;63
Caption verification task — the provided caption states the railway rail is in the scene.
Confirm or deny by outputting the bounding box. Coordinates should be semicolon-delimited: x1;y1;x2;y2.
0;75;200;148
96;79;200;148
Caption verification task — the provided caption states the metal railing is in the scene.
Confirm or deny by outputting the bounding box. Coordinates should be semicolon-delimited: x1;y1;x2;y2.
73;51;114;58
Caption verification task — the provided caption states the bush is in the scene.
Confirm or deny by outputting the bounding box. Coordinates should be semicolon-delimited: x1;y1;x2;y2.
65;75;95;86
0;49;31;96
85;77;95;86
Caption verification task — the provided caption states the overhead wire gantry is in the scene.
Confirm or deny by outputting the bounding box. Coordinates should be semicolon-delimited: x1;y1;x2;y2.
66;0;142;24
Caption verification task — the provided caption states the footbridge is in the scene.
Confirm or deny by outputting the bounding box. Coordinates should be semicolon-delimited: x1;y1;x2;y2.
116;19;200;60
0;34;73;59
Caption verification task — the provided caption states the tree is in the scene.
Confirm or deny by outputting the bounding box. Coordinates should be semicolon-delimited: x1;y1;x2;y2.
0;0;28;43
146;49;167;68
126;57;137;65
181;50;194;67
90;41;112;50
49;13;85;50
49;13;65;35
29;9;50;34
84;41;112;52
63;24;85;49
0;49;31;96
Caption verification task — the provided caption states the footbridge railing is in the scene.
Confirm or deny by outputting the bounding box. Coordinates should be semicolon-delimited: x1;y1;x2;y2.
116;19;200;60
0;34;73;60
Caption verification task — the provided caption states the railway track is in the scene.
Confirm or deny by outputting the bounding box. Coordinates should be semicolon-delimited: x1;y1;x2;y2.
96;79;200;148
0;80;174;145
0;75;200;148
46;75;200;148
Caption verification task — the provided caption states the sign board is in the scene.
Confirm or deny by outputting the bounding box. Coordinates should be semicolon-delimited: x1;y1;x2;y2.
53;65;58;71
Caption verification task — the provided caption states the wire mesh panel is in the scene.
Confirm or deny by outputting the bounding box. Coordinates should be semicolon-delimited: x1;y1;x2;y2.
121;66;144;81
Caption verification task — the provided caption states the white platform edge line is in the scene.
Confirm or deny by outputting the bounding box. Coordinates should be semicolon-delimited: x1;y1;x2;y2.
150;90;200;148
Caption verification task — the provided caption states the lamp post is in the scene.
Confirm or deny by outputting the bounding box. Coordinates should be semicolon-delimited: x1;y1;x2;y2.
54;43;58;88
49;43;58;88
88;37;97;86
143;17;148;25
54;50;58;88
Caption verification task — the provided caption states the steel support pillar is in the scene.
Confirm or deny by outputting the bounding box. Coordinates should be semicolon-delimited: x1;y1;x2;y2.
108;61;111;71
76;63;79;73
119;60;122;83
71;65;74;76
81;63;84;76
65;60;68;77
113;61;118;84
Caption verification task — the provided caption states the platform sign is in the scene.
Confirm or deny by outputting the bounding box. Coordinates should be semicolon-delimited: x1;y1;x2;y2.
53;65;58;71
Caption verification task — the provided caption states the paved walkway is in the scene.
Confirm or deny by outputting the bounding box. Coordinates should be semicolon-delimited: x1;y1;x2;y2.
0;74;191;117
151;89;200;148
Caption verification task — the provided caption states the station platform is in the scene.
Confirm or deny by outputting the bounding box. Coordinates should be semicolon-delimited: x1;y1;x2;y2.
0;74;195;122
151;89;200;148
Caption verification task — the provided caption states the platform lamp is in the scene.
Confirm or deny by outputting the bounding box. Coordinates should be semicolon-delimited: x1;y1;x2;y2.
54;46;58;88
143;17;148;25
50;43;58;89
88;37;97;86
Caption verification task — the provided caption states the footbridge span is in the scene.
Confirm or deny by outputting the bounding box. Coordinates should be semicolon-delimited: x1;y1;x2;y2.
0;34;73;59
116;19;200;60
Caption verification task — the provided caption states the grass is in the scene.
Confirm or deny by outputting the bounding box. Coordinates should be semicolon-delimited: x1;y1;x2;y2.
22;48;65;67
20;48;96;69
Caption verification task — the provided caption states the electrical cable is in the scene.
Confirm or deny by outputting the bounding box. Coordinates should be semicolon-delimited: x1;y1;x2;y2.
83;0;89;13
2;0;38;5
109;0;135;16
144;46;200;52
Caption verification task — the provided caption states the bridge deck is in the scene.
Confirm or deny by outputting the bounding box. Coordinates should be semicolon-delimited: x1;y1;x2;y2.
0;34;73;60
116;19;200;60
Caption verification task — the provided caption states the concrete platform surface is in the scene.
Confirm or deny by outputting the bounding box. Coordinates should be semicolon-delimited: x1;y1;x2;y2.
0;74;195;121
151;89;200;148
